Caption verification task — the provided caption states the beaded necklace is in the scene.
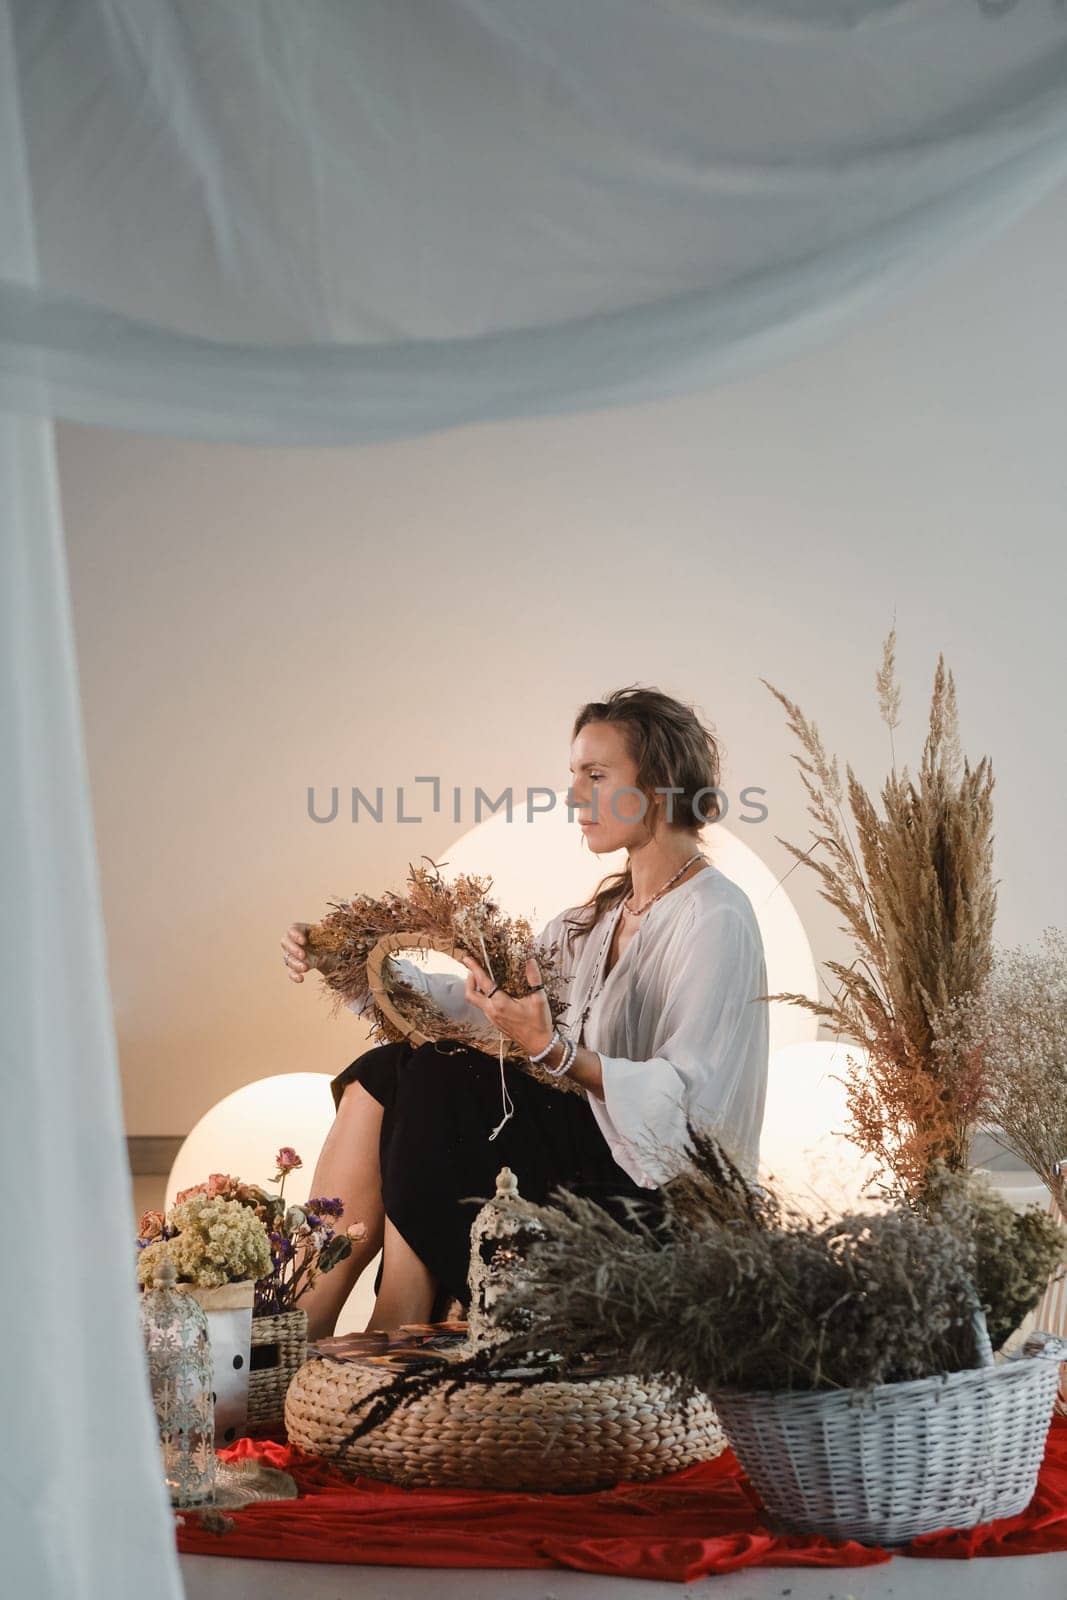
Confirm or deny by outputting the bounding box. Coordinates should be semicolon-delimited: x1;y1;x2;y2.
575;852;708;1046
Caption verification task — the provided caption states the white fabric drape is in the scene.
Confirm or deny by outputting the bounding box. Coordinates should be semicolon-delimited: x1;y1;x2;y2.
3;6;1067;1590
0;7;184;1596
2;0;1067;445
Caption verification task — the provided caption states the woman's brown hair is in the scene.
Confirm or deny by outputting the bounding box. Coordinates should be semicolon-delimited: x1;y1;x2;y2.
561;684;723;958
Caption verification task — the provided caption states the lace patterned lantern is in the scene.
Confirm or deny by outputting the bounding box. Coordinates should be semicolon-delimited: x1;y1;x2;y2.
139;1253;216;1507
466;1166;549;1351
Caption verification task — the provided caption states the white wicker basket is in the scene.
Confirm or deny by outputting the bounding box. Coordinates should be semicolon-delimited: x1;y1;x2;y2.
711;1351;1060;1546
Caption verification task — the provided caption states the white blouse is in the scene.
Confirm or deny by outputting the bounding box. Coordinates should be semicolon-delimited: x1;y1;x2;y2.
347;863;769;1189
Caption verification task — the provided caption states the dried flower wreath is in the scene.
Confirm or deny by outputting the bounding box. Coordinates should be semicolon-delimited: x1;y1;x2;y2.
305;857;579;1095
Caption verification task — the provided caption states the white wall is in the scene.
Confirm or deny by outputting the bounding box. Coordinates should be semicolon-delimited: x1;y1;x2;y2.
57;182;1067;1137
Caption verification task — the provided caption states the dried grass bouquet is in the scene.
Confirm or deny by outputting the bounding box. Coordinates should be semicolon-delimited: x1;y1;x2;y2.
331;1124;1064;1449
305;857;571;1080
489;1126;1065;1404
761;627;997;1203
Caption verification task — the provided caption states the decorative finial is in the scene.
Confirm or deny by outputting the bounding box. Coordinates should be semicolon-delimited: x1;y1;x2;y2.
153;1253;178;1288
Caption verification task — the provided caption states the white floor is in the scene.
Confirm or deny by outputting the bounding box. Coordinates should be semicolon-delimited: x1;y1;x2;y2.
180;1550;1067;1599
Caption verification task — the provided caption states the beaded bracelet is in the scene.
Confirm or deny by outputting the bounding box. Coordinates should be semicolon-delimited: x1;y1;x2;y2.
542;1033;577;1078
528;1027;562;1065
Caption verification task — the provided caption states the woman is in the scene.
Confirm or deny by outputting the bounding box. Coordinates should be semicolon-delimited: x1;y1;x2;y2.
282;686;769;1339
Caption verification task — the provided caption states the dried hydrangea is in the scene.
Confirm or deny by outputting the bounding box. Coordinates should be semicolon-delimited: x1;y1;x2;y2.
137;1194;272;1289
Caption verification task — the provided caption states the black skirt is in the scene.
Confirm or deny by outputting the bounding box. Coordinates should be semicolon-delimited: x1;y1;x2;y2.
330;1036;665;1320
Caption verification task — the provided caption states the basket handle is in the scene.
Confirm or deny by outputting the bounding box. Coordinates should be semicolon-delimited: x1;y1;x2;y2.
965;1279;995;1369
1019;1329;1067;1363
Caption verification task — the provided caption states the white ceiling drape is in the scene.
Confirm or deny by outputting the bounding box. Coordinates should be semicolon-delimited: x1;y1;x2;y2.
3;0;1067;444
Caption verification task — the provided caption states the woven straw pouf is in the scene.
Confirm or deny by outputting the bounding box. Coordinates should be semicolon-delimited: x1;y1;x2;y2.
285;1356;725;1490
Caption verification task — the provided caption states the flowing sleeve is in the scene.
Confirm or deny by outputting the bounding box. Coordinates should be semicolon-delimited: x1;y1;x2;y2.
343;913;564;1043
588;901;769;1187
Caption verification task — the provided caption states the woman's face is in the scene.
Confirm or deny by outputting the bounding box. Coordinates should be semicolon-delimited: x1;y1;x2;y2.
569;721;654;852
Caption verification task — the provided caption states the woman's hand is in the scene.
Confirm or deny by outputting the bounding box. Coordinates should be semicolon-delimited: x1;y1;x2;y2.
460;953;554;1057
281;921;336;983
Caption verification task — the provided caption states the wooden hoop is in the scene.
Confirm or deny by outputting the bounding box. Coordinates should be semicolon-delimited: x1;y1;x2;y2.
364;929;583;1093
366;931;473;1049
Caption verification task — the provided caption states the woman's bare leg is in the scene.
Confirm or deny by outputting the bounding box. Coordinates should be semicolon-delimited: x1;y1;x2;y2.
300;1080;386;1341
367;1215;439;1331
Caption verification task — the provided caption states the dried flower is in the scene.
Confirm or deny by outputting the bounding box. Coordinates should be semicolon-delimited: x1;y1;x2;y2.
488;1126;1063;1398
927;1165;1066;1349
137;1195;272;1290
174;1182;207;1206
334;1123;1064;1451
135;1151;354;1313
138;1209;166;1241
932;927;1067;1215
346;1221;368;1242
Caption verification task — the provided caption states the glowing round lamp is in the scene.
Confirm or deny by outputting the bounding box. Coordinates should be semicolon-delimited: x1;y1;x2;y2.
442;793;819;1058
760;1041;880;1214
165;1072;338;1208
166;1072;380;1334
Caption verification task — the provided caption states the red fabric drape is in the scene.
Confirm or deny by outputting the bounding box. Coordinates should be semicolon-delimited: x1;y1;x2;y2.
174;1416;1067;1583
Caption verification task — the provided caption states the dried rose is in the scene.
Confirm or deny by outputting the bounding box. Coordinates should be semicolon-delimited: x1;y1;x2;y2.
138;1209;166;1241
275;1147;302;1175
